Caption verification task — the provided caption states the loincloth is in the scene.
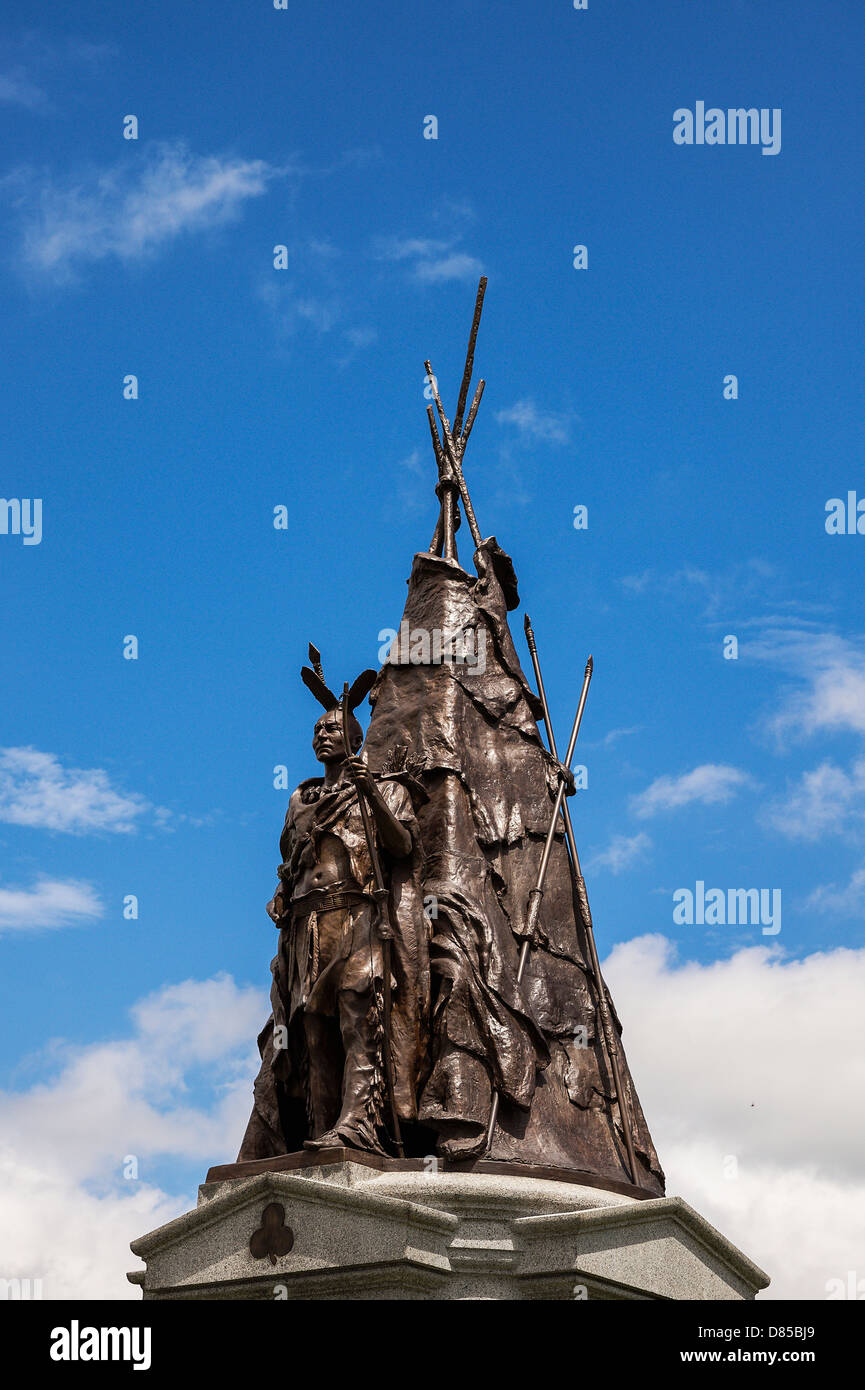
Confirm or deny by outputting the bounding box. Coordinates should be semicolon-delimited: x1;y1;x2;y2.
280;886;382;1019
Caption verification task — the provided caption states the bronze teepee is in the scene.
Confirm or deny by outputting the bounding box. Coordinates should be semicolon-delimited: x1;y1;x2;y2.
238;280;664;1196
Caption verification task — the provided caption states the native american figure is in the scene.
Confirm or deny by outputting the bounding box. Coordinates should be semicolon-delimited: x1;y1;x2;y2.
239;279;664;1195
238;668;429;1159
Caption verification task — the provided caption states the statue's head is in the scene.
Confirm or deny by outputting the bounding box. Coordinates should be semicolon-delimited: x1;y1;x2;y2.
301;646;375;766
313;706;362;764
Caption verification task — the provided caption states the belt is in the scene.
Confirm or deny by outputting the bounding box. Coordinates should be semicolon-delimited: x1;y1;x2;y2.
289;887;368;917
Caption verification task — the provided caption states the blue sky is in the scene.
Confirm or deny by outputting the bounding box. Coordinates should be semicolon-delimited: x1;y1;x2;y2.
1;1;864;1299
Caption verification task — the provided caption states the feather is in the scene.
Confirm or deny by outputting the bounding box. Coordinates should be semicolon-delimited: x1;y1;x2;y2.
301;666;338;709
347;668;377;711
308;643;325;681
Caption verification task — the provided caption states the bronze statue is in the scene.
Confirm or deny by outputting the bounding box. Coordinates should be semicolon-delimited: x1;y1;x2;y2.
238;281;664;1196
238;667;429;1159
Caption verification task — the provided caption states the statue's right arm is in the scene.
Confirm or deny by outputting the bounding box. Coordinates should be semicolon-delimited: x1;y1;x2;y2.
267;795;300;924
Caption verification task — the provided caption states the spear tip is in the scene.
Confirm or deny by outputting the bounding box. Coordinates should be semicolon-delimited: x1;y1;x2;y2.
586;655;594;675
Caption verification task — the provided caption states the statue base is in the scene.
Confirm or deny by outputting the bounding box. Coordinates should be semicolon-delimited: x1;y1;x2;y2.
128;1149;769;1300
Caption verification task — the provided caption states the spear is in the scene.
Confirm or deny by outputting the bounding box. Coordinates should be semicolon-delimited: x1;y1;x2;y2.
339;686;404;1157
523;619;641;1187
484;654;593;1152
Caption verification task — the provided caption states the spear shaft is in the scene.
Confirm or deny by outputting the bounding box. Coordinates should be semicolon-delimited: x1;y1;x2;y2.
340;686;404;1157
484;655;592;1152
523;620;641;1187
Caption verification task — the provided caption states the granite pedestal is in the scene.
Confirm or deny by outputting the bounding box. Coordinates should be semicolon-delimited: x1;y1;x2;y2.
128;1150;769;1300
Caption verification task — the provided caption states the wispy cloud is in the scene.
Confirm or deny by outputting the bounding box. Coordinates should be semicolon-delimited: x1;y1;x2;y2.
583;724;643;752
762;758;865;842
390;447;432;516
0;34;117;115
396;448;425;477
415;251;483;284
258;236;382;354
747;628;865;744
18;141;279;278
631;764;752;819
342;326;377;349
806;865;865;917
586;831;652;875
375;235;483;284
619;559;779;618
0;747;155;834
495;398;573;445
257;277;343;338
0;877;103;932
0;68;48;111
601;725;642;748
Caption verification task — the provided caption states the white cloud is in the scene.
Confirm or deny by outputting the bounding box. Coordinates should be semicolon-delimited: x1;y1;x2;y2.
390;448;432;516
379;236;445;261
631;763;752;819
762;758;865;841
586;831;652;875
2;950;862;1299
494;398;572;445
256;278;342;339
342;326;377;349
806;864;865;917
600;725;642;748
0;68;48;111
21;141;276;277
604;935;865;1298
748;628;865;743
658;1141;863;1303
619;560;778;617
294;296;339;331
0;877;102;932
0;746;152;834
397;448;425;476
375;235;483;284
0;1152;186;1302
0;974;266;1298
620;569;655;595
414;251;484;284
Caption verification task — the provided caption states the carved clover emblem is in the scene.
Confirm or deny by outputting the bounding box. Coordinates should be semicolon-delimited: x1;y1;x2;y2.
249;1202;295;1265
